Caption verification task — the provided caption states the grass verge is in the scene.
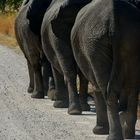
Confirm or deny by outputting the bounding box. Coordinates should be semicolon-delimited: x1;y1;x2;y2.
0;13;20;52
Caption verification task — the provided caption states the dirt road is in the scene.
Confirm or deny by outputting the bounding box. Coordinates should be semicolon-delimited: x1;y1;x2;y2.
0;44;140;140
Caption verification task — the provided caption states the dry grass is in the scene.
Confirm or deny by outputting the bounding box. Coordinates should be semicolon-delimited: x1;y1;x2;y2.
0;13;15;37
0;13;19;51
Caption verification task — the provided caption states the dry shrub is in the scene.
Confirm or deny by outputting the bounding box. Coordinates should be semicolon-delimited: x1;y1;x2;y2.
0;13;19;49
0;13;15;37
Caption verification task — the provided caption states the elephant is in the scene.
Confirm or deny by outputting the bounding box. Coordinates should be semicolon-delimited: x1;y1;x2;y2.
71;0;140;140
129;0;140;8
15;0;55;99
41;0;92;112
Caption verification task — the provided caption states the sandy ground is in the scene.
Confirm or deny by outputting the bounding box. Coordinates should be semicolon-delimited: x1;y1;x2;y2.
0;44;140;140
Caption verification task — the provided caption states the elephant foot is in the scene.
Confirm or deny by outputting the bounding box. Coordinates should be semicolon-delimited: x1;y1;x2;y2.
27;86;34;93
93;125;109;135
106;135;123;140
81;103;90;111
53;100;69;108
68;103;82;115
31;91;44;99
47;89;56;101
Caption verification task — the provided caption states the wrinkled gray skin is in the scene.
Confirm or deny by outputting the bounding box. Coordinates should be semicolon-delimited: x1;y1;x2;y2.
15;0;54;98
41;0;92;112
71;0;140;139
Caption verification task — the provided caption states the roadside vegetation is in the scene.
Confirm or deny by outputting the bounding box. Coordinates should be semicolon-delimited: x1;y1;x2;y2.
0;13;18;49
0;0;22;13
0;0;21;49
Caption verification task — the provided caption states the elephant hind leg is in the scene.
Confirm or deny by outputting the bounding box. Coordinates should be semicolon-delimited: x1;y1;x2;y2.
41;54;54;96
52;67;69;108
105;68;123;140
93;88;109;135
86;45;123;139
31;62;44;99
78;70;90;111
47;77;55;100
27;61;34;93
66;69;82;115
106;64;124;140
122;89;138;139
119;89;128;112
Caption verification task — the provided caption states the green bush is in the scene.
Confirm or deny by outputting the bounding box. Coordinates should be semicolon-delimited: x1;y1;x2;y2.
0;0;6;12
0;0;22;12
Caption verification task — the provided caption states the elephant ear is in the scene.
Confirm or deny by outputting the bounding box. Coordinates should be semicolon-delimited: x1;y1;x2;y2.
26;0;52;35
51;2;84;41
